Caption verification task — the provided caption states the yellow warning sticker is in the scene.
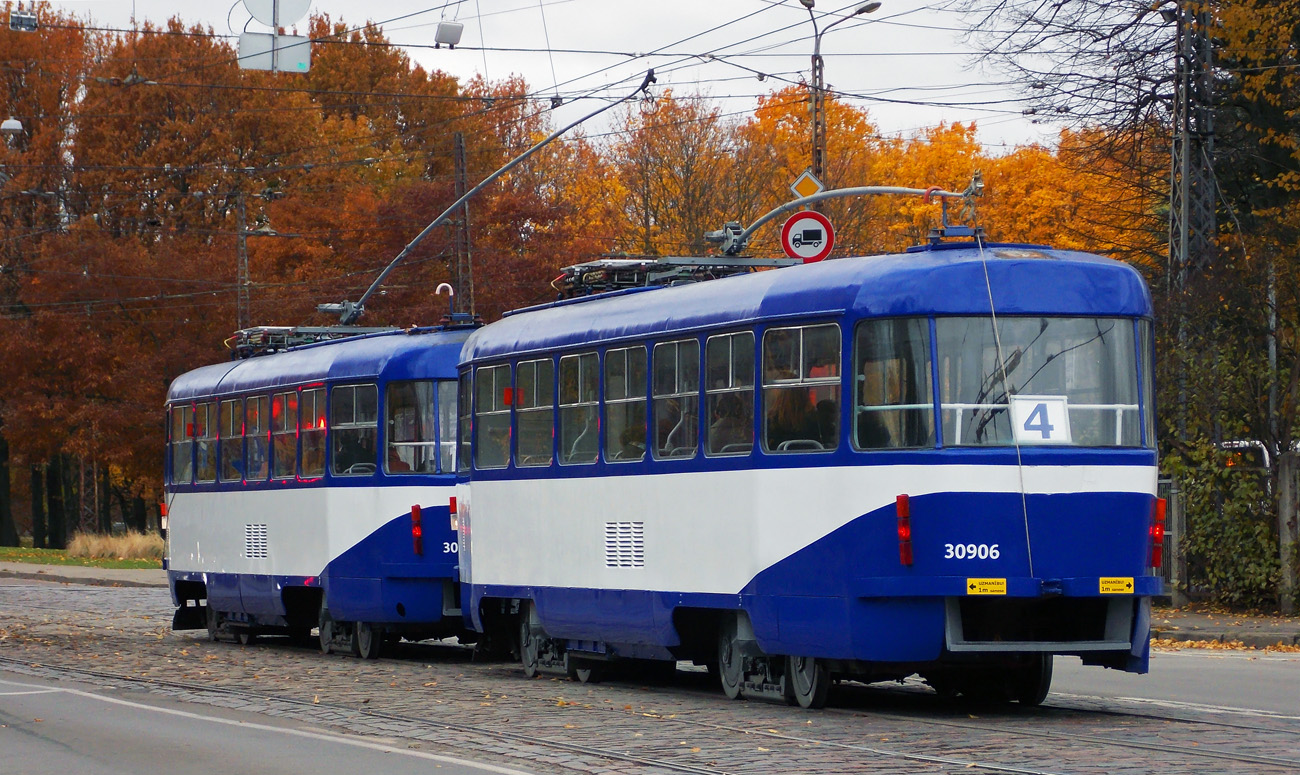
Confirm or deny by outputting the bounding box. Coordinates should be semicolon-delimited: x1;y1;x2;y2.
965;578;1007;595
1100;577;1135;594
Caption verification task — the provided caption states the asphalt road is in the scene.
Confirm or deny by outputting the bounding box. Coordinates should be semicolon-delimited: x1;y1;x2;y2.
1052;650;1300;716
0;671;536;775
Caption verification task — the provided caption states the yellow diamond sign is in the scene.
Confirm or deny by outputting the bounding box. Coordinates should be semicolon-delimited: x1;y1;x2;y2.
791;169;825;200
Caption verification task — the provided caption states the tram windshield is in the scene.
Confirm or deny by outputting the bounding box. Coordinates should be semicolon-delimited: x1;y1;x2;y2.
935;316;1149;448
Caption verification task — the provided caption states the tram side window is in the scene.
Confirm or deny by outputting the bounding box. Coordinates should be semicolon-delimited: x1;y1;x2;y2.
762;324;841;453
515;358;554;467
705;332;755;456
653;339;700;460
438;381;458;473
219;398;244;481
170;405;194;484
271;391;298;479
605;347;647;462
387;381;439;474
331;384;378;476
195;401;217;482
558;352;599;465
300;388;326;477
854;318;935;449
457;372;471;474
474;366;512;469
246;395;270;481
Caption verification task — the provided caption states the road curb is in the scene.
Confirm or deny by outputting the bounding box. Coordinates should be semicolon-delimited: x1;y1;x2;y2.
1151;628;1300;648
0;568;168;589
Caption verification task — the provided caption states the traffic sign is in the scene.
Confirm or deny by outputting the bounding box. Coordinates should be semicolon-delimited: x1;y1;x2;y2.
780;211;835;262
790;169;825;200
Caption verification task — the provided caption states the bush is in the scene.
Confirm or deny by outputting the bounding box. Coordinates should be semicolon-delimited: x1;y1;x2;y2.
66;531;165;562
1166;440;1280;609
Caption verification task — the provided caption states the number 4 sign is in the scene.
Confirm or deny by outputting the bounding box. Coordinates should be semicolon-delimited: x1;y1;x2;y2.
1008;395;1072;444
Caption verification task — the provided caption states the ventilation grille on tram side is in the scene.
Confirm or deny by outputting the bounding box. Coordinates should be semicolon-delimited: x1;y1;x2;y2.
244;524;269;559
604;521;645;567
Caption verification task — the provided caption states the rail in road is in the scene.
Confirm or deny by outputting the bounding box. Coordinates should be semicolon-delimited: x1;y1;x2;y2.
1;581;1297;775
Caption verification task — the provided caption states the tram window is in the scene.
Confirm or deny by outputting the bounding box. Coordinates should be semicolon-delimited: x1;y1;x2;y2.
652;339;699;460
438;380;458;473
558;352;599;465
853;318;934;450
331;384;378;476
387;381;439;474
271;391;298;479
515;358;554;467
1139;320;1156;448
300;388;327;477
935;316;1141;446
219;398;244;481
705;332;755;456
605;347;647;462
170;405;194;484
245;395;270;481
474;365;512;469
195;401;218;482
762;324;841;453
457;372;471;473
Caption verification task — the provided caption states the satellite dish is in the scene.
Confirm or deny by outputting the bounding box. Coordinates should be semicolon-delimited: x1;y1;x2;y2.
243;0;312;28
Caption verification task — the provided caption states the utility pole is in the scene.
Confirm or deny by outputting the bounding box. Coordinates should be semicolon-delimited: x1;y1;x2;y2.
452;132;474;316
236;191;251;330
803;1;881;191
1168;2;1216;292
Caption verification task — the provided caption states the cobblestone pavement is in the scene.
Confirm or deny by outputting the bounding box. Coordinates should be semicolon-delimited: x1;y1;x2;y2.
1;580;1298;775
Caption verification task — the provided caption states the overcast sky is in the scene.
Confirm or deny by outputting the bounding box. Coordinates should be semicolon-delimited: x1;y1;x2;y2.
40;1;1056;152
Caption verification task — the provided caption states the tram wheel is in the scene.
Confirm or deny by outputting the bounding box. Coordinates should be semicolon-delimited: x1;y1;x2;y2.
717;627;744;700
356;622;383;660
1013;654;1053;706
786;655;830;709
519;613;541;678
318;605;335;655
205;605;221;642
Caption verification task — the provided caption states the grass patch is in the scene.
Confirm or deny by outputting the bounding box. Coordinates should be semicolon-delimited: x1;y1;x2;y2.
0;536;163;570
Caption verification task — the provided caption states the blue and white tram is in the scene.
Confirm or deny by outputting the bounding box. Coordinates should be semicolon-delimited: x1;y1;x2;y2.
165;325;473;657
456;242;1162;707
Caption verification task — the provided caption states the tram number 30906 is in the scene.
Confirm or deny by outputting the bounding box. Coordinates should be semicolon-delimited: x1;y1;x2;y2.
944;543;1000;560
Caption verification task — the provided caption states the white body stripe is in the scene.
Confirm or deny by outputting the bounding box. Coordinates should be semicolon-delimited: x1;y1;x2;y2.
464;464;1156;595
167;485;451;577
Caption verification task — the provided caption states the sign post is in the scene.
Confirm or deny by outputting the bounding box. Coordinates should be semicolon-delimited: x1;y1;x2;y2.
780;211;835;263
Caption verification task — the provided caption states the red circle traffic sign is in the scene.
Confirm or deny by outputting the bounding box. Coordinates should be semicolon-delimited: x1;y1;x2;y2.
780;211;835;262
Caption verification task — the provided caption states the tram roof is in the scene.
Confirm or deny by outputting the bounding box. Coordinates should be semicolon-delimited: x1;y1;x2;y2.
463;244;1152;362
167;327;473;402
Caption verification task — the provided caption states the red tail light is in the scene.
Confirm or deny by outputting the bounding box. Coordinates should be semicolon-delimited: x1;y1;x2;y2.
1150;497;1167;569
411;504;424;556
897;494;913;566
449;496;459;532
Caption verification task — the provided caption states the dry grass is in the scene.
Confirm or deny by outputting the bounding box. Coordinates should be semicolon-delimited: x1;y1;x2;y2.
66;531;165;562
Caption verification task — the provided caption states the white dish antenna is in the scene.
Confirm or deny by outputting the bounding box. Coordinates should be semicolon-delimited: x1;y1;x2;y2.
243;0;311;28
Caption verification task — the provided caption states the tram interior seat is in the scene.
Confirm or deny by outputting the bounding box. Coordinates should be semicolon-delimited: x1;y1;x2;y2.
776;439;824;451
718;443;752;454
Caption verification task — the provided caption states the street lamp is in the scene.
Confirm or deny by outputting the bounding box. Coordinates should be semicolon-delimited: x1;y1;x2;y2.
802;0;881;185
1;117;22;138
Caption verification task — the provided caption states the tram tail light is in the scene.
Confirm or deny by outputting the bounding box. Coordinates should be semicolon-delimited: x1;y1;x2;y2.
449;496;459;532
1150;497;1167;570
896;494;913;566
411;504;424;556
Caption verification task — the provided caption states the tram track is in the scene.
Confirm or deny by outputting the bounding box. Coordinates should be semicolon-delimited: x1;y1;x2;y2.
0;654;1074;775
2;651;1296;775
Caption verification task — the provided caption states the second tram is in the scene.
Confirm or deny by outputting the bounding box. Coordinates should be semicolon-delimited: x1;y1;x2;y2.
165;324;473;657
